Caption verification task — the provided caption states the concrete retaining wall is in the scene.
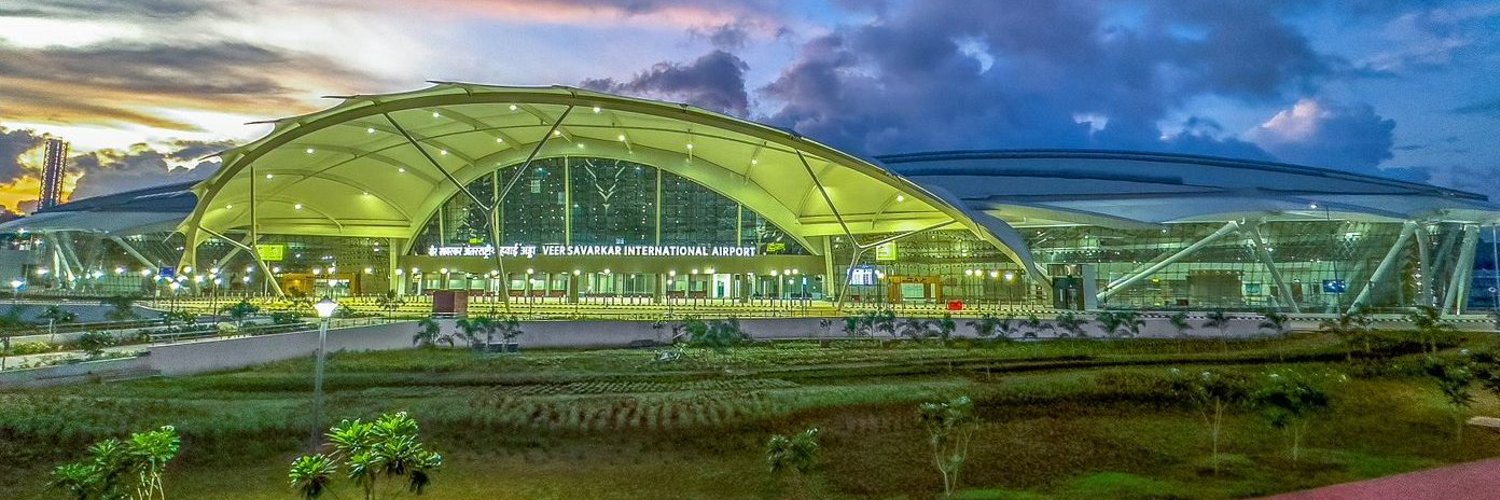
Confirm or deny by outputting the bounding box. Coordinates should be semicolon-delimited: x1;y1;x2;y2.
0;356;152;388
146;321;418;376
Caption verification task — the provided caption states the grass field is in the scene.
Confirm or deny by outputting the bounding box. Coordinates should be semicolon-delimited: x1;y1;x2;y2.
2;333;1498;499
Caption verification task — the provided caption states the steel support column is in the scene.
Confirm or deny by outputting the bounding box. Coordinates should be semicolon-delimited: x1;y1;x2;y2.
1443;225;1480;314
1415;225;1433;306
1247;221;1299;313
198;226;284;297
1347;222;1416;314
1098;221;1240;302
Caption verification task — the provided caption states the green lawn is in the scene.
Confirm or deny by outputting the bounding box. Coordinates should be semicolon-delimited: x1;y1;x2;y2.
2;334;1497;499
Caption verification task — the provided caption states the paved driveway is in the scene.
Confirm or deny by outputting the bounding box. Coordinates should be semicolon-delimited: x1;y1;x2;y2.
1263;457;1500;500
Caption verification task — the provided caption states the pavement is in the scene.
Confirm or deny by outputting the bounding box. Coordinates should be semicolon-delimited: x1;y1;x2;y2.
1263;457;1500;500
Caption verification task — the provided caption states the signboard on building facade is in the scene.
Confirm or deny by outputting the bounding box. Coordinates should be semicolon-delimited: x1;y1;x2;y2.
255;244;286;261
426;244;759;258
874;242;898;261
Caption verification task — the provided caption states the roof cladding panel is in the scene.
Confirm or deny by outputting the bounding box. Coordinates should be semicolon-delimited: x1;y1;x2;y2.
882;150;1500;226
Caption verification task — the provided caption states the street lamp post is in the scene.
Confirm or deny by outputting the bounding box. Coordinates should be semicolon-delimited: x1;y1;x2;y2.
310;296;338;448
9;279;22;305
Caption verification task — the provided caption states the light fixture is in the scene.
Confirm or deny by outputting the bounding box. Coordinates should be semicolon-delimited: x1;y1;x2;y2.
294;203;303;210
183;266;192;273
989;270;999;279
272;266;282;273
965;269;974;276
602;268;611;274
552;130;561;137
496;137;504;143
140;269;152;277
691;268;699;274
751;159;758;165
1003;272;1015;282
8;279;20;290
439;268;449;274
439;149;448;156
363;267;374;274
366;127;375;134
525;268;534;274
431;111;441;118
265;174;274;179
328;266;336;274
704;267;715;274
313;296;338;319
305;148;315;154
686;143;694;150
508;104;518;111
896;195;905;202
572;269;581;275
226;204;233;209
592;106;601;113
617;134;626;141
398;167;406;173
770;270;779;276
668;270;676;277
242;276;251;283
210;267;220;274
312;268;321;275
115;267;125;275
169;282;180;291
395;269;404;276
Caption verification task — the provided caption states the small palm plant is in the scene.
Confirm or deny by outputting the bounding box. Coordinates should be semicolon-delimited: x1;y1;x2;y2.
1168;311;1193;337
290;411;444;500
1424;356;1475;443
898;317;932;340
1259;311;1291;360
1204;310;1232;352
766;427;820;495
411;317;442;348
1055;312;1087;338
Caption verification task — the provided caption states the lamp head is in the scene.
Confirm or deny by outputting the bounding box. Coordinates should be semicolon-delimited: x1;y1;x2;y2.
313;296;338;318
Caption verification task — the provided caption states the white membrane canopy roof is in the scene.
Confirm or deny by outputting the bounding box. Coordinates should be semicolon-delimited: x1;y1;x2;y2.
882;150;1500;228
183;84;1032;268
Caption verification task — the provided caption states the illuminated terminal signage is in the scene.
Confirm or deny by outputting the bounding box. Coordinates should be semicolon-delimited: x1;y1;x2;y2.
428;244;758;258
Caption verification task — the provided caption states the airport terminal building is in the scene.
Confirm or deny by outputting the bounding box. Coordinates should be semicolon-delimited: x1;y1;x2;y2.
2;84;1497;314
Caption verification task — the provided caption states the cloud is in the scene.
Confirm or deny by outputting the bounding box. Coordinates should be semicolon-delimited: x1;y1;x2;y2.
1450;98;1500;118
581;50;752;116
67;140;230;200
0;41;377;131
1246;99;1411;181
401;0;784;29
750;0;1339;157
0;126;45;185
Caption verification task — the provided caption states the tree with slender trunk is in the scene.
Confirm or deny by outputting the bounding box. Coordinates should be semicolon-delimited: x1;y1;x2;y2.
1408;305;1456;355
919;395;977;497
1424;356;1475;443
49;425;180;500
1251;370;1330;462
39;305;77;343
101;295;141;322
1171;369;1248;474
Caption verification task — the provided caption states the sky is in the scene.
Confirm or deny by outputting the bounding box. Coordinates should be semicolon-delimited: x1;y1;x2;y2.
0;0;1497;214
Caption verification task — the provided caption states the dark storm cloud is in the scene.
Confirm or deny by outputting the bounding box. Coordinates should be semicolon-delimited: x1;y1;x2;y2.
754;0;1348;157
692;23;751;50
68;140;231;200
0;127;45;183
0;41;379;130
581;50;752;116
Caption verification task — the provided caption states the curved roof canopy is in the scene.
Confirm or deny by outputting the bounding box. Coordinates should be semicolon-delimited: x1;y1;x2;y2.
881;150;1500;228
184;84;1032;268
0;181;197;235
